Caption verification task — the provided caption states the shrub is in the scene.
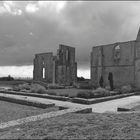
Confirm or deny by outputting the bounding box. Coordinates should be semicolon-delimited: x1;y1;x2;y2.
110;91;120;95
113;89;121;94
13;85;21;91
58;92;69;97
91;87;110;97
30;84;47;94
13;83;30;91
105;86;110;91
20;83;31;90
77;91;91;99
48;84;65;89
78;83;93;89
46;92;57;96
13;83;48;94
77;88;111;99
59;94;69;97
120;85;132;94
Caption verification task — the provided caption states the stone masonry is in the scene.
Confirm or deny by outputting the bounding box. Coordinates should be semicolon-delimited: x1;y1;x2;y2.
33;44;77;86
91;28;140;88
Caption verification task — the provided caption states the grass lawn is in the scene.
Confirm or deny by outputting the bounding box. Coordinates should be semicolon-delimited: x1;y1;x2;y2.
0;80;29;90
0;101;59;123
1;112;140;139
0;80;27;86
133;105;140;111
47;89;91;98
0;80;34;88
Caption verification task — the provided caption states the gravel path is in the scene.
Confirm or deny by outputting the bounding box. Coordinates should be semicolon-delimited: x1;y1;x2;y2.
1;93;140;113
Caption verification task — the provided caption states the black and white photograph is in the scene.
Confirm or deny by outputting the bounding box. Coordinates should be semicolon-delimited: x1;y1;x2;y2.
0;1;140;139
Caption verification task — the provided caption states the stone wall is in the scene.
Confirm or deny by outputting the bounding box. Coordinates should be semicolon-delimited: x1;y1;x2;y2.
135;40;140;87
33;53;54;83
33;44;77;86
90;28;140;88
56;44;77;85
91;40;135;88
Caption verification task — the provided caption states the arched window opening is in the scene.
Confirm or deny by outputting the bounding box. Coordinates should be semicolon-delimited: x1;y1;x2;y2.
43;67;45;79
114;44;121;61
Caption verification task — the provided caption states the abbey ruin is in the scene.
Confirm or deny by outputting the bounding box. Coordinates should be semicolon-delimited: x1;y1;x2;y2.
33;44;77;86
33;28;140;89
91;28;140;88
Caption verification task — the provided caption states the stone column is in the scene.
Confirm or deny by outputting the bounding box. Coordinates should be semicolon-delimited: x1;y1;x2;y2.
52;60;56;85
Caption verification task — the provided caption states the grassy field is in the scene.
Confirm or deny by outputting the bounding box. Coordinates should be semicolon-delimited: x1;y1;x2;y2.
0;80;33;86
1;112;140;139
0;101;59;123
0;81;27;88
133;105;140;111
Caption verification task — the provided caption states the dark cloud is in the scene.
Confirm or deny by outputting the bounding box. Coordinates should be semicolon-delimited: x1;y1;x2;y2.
0;1;140;71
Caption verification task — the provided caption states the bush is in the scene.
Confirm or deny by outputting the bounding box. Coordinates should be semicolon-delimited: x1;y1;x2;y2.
13;83;30;91
95;87;110;94
58;92;69;97
20;83;31;90
91;87;110;98
77;88;110;99
120;85;132;94
78;83;93;89
46;92;57;96
105;86;110;91
13;83;48;94
77;91;91;99
59;94;69;97
30;84;47;94
13;85;21;91
110;90;120;95
48;84;65;89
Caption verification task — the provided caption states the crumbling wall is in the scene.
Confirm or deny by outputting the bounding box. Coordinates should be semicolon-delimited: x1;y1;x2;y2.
90;46;102;87
33;45;77;86
33;53;54;83
135;40;140;87
91;41;135;88
56;44;77;85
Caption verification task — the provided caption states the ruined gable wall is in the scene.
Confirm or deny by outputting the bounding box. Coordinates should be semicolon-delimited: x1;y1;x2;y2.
90;46;102;87
56;45;77;85
134;40;140;87
33;53;54;83
33;45;77;85
91;41;135;88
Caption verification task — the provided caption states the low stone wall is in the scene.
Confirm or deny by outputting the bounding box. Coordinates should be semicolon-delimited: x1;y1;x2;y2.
0;90;69;101
133;91;140;95
71;93;136;105
0;95;55;109
117;101;140;112
75;108;92;113
0;90;137;105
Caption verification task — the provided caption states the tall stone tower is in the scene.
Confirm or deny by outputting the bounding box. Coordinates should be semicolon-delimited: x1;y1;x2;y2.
56;44;77;85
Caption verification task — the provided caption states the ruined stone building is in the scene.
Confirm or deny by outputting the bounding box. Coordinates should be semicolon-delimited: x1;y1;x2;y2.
91;28;140;88
33;44;77;86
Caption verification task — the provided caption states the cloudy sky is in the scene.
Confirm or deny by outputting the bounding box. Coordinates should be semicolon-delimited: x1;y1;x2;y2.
0;1;140;78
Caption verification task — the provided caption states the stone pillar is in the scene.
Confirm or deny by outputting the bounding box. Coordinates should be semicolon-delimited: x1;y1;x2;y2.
52;60;56;85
